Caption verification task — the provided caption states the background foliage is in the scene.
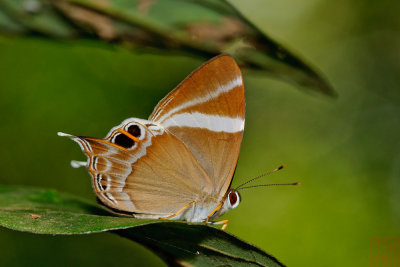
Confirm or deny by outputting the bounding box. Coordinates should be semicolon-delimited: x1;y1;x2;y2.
0;0;399;266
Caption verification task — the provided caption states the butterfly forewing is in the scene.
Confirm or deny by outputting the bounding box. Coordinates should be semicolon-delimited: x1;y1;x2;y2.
149;55;245;199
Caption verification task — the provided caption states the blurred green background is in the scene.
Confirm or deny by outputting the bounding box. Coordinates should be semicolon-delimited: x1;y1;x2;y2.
1;0;399;266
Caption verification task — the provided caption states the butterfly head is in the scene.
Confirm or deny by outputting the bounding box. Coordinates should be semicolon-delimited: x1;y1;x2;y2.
213;189;241;219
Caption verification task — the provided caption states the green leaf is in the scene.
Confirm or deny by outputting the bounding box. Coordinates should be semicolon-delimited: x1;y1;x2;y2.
119;223;284;266
0;6;25;33
0;185;155;234
0;0;75;37
0;185;284;266
0;0;335;96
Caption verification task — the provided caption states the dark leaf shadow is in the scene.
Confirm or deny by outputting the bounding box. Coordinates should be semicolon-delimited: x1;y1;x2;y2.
116;223;285;267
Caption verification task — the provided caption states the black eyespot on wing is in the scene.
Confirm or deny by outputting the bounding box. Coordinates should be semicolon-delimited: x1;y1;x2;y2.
114;133;134;148
229;191;238;205
128;125;141;137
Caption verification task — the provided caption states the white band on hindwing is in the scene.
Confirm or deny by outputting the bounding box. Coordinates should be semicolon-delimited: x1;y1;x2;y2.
162;112;244;133
154;76;243;124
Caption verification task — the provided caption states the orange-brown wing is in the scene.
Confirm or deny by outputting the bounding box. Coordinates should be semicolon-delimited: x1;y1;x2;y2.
149;55;245;200
59;118;212;217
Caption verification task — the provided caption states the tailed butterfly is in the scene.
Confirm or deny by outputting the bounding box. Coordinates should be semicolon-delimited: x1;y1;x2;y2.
59;55;296;229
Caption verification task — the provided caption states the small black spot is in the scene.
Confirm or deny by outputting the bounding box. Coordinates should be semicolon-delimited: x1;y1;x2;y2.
128;124;141;137
114;133;134;148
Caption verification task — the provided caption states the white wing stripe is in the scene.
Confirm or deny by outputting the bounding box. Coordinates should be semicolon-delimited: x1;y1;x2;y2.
163;112;244;133
154;76;243;123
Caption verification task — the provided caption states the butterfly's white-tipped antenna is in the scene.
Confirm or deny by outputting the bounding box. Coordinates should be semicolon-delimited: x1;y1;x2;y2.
235;165;301;190
237;182;301;191
235;165;285;190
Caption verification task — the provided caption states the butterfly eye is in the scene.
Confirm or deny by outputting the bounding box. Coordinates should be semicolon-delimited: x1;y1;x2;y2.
127;125;141;137
114;133;135;149
229;192;237;205
228;190;241;209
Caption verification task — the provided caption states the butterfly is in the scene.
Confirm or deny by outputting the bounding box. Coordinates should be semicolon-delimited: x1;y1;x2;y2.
59;55;247;229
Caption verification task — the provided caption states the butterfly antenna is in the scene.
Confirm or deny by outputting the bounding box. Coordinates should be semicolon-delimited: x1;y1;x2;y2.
237;182;301;191
235;165;285;190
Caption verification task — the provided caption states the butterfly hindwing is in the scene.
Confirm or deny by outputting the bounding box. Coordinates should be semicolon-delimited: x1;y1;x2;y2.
64;119;212;217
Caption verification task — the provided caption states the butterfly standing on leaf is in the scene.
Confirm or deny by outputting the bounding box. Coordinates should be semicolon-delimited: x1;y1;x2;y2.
59;55;244;229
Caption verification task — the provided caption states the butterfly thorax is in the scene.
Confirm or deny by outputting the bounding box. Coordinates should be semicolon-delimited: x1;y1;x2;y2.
171;190;241;223
172;196;224;223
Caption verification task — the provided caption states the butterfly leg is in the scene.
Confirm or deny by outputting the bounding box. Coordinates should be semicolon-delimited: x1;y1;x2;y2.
205;201;224;225
209;220;229;230
161;201;196;220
